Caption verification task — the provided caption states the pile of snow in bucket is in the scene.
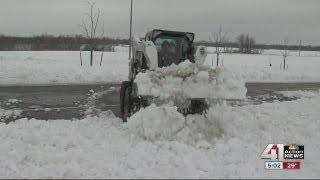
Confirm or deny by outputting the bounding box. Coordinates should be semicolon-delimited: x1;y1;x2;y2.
134;60;247;101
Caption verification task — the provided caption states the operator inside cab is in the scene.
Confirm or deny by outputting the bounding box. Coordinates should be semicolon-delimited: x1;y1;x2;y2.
151;30;194;67
158;40;177;67
154;35;190;67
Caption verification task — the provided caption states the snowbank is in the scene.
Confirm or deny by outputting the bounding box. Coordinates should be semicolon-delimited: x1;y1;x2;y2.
135;60;247;101
279;89;320;98
127;103;229;145
1;92;320;178
0;108;22;122
127;104;186;141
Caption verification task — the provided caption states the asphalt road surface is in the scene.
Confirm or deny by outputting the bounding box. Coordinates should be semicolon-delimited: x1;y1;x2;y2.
1;82;320;122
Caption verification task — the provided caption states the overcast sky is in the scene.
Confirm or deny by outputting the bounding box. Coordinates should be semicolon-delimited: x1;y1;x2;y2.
0;0;319;45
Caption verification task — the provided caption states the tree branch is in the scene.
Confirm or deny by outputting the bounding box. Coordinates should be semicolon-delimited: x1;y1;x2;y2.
93;9;100;37
80;19;90;38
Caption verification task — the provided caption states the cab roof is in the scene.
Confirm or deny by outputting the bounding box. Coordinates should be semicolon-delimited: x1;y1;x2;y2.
145;29;195;42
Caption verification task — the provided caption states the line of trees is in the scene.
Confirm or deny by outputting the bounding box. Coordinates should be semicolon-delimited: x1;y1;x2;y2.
196;39;320;52
0;35;128;51
236;34;256;54
205;26;320;70
2;34;320;52
210;26;259;57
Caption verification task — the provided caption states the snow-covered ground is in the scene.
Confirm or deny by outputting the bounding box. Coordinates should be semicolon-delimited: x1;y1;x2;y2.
1;90;319;178
1;48;319;178
263;49;320;57
205;47;320;81
0;48;319;85
0;51;128;85
206;53;320;82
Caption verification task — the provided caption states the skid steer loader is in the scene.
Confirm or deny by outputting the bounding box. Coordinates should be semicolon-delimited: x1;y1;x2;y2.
120;29;208;121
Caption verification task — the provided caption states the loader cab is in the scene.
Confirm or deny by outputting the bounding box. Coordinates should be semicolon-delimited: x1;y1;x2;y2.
145;29;195;67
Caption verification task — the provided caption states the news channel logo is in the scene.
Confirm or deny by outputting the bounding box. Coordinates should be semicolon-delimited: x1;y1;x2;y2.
261;144;304;170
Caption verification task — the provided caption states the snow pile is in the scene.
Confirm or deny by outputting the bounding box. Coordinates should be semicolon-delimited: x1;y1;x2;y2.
3;99;23;107
279;89;320;98
183;103;229;144
130;60;244;145
0;108;22;122
82;87;120;116
83;90;109;116
127;104;185;141
135;60;247;101
0;111;124;179
127;103;230;145
7;99;22;105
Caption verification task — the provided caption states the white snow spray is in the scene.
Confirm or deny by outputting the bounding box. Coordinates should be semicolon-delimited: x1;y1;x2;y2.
127;102;232;146
128;61;244;146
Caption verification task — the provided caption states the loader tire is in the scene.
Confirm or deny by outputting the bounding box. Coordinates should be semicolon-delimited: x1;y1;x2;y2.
120;81;132;122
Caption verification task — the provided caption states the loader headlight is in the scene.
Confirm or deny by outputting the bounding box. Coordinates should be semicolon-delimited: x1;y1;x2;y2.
200;47;206;55
195;46;207;65
185;33;195;42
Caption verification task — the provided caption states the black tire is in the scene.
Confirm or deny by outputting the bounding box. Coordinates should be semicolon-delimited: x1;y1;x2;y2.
120;81;132;122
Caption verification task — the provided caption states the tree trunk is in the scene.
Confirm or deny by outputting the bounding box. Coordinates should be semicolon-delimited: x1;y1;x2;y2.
90;49;93;66
283;57;286;70
216;53;219;67
211;55;214;66
80;51;83;66
100;51;104;66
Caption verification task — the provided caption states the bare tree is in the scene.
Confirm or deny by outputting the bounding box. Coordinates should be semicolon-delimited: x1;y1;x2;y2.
80;49;83;66
237;34;245;53
247;35;256;53
237;33;256;54
223;37;233;53
80;1;104;66
281;38;289;70
212;26;227;67
79;44;87;66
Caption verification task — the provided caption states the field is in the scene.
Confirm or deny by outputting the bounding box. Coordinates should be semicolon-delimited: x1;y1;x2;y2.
0;48;320;85
0;50;128;85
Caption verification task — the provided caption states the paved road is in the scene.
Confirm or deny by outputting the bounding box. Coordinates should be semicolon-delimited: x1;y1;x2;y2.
246;82;320;96
0;82;320;122
0;84;119;122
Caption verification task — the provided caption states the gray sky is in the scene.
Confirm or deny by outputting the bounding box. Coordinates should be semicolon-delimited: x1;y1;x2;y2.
0;0;319;45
